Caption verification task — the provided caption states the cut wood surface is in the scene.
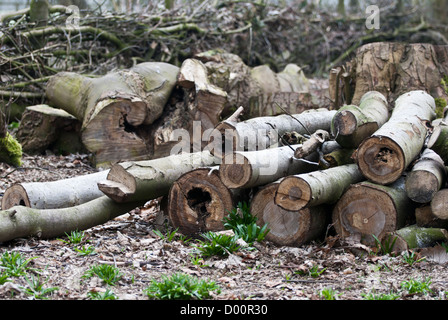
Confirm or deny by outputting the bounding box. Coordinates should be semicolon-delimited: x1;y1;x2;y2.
250;181;329;247
331;91;389;148
45;62;180;166
167;167;242;236
98;151;218;203
16;104;84;155
382;225;448;253
275;163;365;212
332;177;414;246
415;205;448;229
2;170;109;210
356;90;436;185
219;144;320;189
430;189;448;221
0;196;143;243
210;108;337;157
405;149;447;204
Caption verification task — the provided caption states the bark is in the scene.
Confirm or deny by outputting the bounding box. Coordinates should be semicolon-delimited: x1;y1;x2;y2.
349;43;448;106
45;62;180;167
356;90;436;185
16;104;84;155
167;167;243;236
2;170;109;210
98;151;218;203
331;91;389;148
415;205;448;229
332;177;415;246
275;164;365;212
218;145;320;190
210;108;337;157
0;196;143;243
405;149;447;204
382;225;448;253
250;181;329;247
430;189;448;220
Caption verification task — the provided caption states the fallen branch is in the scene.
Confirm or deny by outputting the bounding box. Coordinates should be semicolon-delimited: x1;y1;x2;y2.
0;196;143;243
382;225;448;253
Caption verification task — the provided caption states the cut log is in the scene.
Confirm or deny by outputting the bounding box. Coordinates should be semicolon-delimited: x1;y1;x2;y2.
219;144;320;190
332;177;415;246
349;43;448;105
177;58;228;129
0;196;143;243
430;189;448;221
98;151;217;203
320;147;355;168
331;91;389;148
2;170;109;210
356;90;436;185
382;225;448;253
167;167;244;236
415;205;448;229
275;164;365;212
194;50;316;119
294;129;330;159
250;181;329;247
45;62;180;167
16;104;84;155
210;108;337;157
405;149;447;204
427;111;448;164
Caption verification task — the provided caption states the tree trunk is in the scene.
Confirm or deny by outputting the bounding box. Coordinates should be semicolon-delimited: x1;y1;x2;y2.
194;50;316;119
405;149;447;204
356;90;436;185
98;151;217;203
16;104;84;155
219;144;321;190
382;225;448;253
250;181;329;247
2;170;109;210
210;108;337;157
415;205;448;229
430;189;448;220
0;196;143;243
332;177;415;246
45;62;180;167
167;167;243;236
349;43;448;106
331;91;389;148
275;164;365;212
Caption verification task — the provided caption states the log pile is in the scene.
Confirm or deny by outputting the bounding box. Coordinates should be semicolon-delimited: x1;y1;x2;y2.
4;42;448;256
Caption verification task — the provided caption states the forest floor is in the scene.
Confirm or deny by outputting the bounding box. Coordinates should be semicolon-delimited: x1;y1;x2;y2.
1;154;448;304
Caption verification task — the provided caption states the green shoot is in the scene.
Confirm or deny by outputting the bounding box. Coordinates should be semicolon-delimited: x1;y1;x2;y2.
82;264;123;286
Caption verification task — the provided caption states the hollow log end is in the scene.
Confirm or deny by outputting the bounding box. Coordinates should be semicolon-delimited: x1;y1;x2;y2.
167;169;233;236
356;136;405;185
275;176;312;211
2;184;30;209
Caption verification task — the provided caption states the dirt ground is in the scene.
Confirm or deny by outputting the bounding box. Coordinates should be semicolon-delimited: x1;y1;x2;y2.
1;154;448;304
